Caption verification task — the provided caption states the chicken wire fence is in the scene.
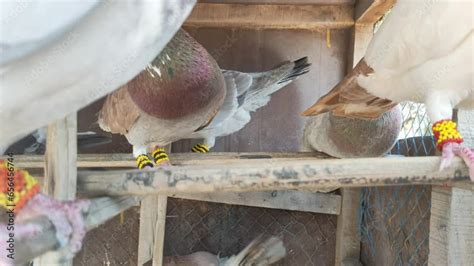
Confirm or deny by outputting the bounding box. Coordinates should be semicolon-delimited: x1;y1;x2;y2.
164;198;338;265
359;102;436;266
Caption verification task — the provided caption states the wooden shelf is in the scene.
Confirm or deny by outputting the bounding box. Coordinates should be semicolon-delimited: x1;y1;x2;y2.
184;3;354;29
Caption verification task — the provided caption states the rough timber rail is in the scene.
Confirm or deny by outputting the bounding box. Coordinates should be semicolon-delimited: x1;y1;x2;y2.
2;153;470;196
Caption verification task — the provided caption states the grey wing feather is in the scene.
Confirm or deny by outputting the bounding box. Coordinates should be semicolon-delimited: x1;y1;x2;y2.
194;57;310;135
203;70;252;129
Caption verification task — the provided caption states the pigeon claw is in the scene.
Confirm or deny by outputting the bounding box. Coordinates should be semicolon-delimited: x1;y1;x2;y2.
440;142;474;181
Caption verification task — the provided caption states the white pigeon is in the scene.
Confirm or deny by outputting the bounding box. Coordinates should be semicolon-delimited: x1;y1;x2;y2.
302;0;473;180
0;0;196;151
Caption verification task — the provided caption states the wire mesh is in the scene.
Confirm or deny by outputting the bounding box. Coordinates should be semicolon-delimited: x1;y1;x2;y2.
360;102;436;266
164;198;337;265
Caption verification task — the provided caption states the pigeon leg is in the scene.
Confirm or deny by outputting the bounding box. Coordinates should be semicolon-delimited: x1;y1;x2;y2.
133;145;153;169
151;146;170;167
192;144;210;153
440;142;474;181
432;120;473;181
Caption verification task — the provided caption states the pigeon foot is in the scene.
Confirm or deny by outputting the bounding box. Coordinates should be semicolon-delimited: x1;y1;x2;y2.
439;142;474;181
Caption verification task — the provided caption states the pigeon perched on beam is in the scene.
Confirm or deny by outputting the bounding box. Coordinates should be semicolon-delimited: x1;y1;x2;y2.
0;0;196;152
303;105;402;158
99;29;310;169
302;0;473;180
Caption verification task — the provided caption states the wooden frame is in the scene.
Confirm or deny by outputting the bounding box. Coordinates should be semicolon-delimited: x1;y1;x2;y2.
15;1;474;265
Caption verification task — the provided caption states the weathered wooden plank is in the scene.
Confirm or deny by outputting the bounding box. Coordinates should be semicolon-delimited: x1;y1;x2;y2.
35;114;77;265
347;25;373;70
335;21;376;265
335;188;362;266
429;187;474;266
43;114;77;199
152;195;167;266
428;108;474;265
169;190;341;215
76;156;469;196
0;152;329;169
199;0;354;4
17;196;140;265
138;145;171;266
457;110;474;147
356;0;396;24
185;3;354;29
138;196;160;265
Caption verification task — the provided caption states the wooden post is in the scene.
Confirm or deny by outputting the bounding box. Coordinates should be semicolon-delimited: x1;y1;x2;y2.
138;146;170;266
429;110;474;265
335;25;372;266
429;187;474;265
335;1;395;263
35;113;77;265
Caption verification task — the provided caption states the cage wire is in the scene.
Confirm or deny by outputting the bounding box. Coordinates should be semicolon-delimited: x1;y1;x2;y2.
359;102;436;266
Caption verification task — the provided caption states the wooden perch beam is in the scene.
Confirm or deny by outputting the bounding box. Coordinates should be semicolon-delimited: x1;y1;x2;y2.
76;156;470;196
16;196;140;265
356;0;396;24
184;3;354;29
1;152;328;169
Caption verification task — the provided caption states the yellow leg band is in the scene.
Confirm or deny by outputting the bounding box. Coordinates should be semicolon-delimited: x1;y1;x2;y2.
136;154;153;169
192;144;209;153
152;148;170;164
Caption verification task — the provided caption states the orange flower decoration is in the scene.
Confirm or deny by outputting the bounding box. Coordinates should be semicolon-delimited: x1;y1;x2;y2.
0;160;40;212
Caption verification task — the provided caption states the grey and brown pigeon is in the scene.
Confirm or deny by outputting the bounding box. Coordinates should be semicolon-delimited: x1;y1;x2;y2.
302;0;473;180
303;105;402;158
99;29;310;169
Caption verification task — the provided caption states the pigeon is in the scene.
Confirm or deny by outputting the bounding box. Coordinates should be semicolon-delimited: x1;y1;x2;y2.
303;105;402;158
0;0;196;152
302;0;473;180
163;235;286;266
98;29;310;169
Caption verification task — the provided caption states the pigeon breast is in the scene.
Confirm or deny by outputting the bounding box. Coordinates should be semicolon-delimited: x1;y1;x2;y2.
127;29;226;120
